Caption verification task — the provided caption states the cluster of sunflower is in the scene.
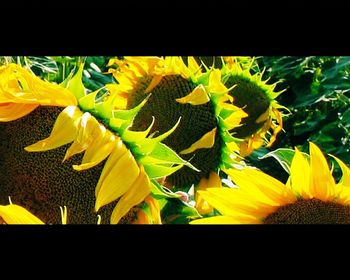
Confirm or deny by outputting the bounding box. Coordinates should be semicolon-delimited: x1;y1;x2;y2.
1;56;350;224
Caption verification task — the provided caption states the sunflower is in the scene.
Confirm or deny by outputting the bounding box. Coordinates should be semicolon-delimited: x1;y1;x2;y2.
220;56;286;156
107;56;247;191
0;62;191;224
191;142;350;224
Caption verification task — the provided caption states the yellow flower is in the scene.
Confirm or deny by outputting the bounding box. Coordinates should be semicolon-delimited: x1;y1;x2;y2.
221;57;287;156
107;56;247;191
1;62;189;224
191;142;350;224
0;63;77;121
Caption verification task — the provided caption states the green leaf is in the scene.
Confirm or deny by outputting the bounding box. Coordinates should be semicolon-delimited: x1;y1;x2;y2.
259;148;310;174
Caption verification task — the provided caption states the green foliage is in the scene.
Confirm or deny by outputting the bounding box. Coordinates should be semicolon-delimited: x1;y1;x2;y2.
13;56;114;92
247;56;350;182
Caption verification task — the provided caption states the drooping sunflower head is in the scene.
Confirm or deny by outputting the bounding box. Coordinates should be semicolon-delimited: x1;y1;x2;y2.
107;56;247;191
221;56;287;156
191;142;350;224
1;61;191;224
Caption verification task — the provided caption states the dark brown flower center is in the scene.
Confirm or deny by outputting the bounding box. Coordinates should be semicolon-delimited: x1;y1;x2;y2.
225;76;271;138
0;107;115;224
128;75;222;190
263;198;350;224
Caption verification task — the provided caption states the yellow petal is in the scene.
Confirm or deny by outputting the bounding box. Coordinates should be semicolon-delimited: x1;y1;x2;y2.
337;185;350;205
60;206;68;224
255;107;271;123
329;154;350;187
180;127;217;155
0;103;38;122
195;176;211;214
224;168;295;205
0;204;44;224
0;63;77;107
290;148;312;199
223;107;248;128
94;138;127;197
144;75;163;94
144;196;162;224
187;56;202;74
25;106;83;152
73;130;116;171
175;84;210;105
202;188;279;218
208;69;228;94
195;172;222;214
95;148;140;211
133;209;150;224
63;113;94;161
266;108;283;147
309;142;336;201
110;166;151;224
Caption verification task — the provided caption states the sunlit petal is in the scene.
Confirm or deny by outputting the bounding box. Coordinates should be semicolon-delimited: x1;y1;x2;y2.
110;166;151;224
180;128;217;155
309;142;336;201
0;102;38;122
290;148;312;198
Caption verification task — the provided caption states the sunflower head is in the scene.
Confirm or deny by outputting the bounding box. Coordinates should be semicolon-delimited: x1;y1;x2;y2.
1;62;191;224
221;57;287;156
191;142;350;224
107;56;247;191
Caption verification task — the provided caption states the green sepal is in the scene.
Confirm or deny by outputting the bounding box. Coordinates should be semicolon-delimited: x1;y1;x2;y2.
113;94;150;121
143;163;183;179
145;142;200;171
66;63;85;100
78;88;100;111
121;117;154;143
150;180;181;200
133;117;181;155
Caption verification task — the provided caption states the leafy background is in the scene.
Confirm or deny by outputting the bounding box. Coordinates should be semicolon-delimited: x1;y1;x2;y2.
248;56;350;183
